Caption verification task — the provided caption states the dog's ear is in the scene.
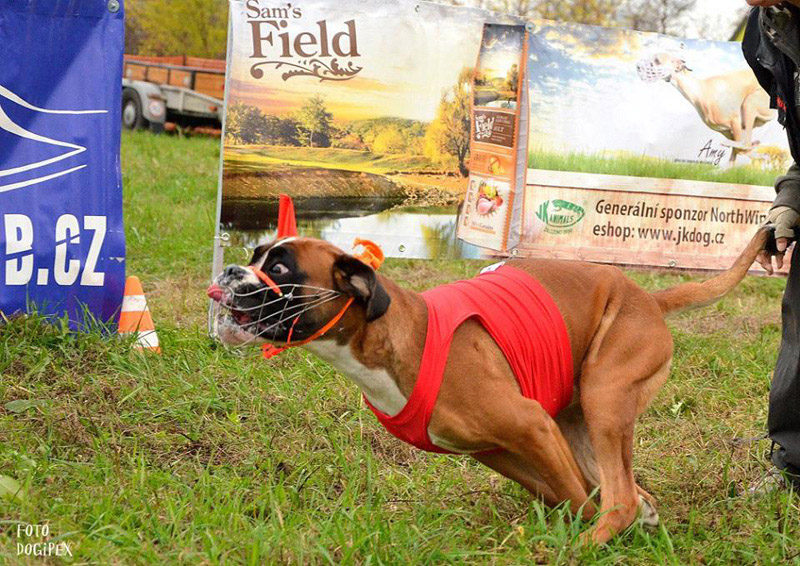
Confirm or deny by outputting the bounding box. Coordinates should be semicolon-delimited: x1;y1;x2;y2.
333;255;391;322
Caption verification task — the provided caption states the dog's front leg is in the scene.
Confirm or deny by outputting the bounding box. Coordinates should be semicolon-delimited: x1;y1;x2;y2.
475;398;596;519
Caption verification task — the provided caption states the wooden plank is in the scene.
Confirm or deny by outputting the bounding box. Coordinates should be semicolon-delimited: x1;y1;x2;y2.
185;56;226;71
194;73;225;99
167;69;191;89
526;168;775;202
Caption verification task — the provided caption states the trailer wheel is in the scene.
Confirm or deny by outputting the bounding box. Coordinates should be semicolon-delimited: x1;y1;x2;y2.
122;89;148;130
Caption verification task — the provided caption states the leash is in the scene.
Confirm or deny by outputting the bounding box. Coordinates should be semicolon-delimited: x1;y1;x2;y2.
260;239;384;359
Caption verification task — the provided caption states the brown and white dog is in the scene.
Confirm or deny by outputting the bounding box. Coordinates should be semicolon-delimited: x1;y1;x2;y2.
209;229;769;544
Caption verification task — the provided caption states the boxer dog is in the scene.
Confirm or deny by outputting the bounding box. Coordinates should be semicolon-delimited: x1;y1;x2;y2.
208;228;769;544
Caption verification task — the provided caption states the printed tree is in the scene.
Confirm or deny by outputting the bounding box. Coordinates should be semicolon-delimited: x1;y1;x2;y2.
225;102;267;144
505;64;519;94
425;67;472;176
297;95;333;148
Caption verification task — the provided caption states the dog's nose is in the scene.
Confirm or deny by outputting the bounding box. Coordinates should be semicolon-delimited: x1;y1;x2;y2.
222;264;247;279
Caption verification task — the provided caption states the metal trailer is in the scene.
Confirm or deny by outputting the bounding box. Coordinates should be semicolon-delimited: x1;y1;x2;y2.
121;56;225;133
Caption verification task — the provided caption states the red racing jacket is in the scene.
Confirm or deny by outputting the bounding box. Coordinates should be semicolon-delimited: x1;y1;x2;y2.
364;264;574;453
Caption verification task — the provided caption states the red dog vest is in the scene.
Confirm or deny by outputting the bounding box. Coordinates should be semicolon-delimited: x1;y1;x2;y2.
364;265;574;454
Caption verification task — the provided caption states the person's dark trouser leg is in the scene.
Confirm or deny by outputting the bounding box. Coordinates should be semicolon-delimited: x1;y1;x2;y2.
769;250;800;486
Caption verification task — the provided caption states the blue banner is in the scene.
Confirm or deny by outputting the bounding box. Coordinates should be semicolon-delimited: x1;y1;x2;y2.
0;1;126;324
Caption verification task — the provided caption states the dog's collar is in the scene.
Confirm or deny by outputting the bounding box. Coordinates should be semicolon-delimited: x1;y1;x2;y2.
260;238;384;359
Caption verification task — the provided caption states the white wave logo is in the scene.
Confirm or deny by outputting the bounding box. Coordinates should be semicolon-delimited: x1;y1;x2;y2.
0;84;107;194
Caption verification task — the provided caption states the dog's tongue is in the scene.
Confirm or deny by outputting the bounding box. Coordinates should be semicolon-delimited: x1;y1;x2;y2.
207;284;225;302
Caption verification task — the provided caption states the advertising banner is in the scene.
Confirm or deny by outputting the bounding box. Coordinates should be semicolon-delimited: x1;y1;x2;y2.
216;1;788;272
458;24;529;252
521;170;775;270
0;1;127;322
218;0;522;261
517;19;789;270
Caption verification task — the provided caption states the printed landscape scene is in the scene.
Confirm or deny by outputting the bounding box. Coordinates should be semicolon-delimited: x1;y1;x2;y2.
219;1;501;258
473;25;524;110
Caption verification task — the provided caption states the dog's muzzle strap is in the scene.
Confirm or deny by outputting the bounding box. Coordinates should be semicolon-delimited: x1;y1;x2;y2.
247;265;283;296
261;297;355;359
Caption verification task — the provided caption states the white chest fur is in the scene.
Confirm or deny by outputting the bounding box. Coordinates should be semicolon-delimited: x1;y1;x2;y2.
305;340;407;416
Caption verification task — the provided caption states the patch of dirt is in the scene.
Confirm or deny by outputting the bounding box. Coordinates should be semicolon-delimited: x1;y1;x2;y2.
223;167;404;200
365;429;420;468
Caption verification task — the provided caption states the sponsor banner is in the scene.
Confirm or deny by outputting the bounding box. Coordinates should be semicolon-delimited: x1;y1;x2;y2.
459;24;528;252
216;2;784;271
520;169;782;272
0;1;126;322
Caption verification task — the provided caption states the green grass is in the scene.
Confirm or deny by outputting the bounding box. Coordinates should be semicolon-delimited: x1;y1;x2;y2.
529;149;785;187
1;130;799;564
224;144;437;176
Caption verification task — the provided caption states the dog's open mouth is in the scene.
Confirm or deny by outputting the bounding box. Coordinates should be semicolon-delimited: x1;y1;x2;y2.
208;278;346;346
208;283;257;331
207;283;290;339
230;309;253;326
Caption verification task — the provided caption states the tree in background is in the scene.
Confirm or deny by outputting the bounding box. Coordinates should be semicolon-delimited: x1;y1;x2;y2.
425;68;472;177
448;0;698;35
372;128;408;154
126;0;228;58
451;0;619;27
621;0;696;35
296;95;333;148
263;115;302;146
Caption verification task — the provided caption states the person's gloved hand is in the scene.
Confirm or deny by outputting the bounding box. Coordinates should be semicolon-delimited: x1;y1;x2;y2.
758;206;799;274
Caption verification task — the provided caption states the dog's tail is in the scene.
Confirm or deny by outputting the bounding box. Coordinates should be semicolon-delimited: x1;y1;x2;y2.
651;226;770;316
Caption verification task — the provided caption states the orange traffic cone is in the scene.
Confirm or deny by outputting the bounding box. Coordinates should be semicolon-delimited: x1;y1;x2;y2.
277;193;298;237
118;276;161;353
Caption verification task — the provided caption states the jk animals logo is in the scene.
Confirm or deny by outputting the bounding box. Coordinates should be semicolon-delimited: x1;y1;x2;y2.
245;1;363;81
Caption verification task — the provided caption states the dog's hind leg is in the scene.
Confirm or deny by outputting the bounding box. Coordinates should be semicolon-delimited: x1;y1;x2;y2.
557;403;660;529
636;486;660;528
576;292;672;544
475;398;596;519
729;93;764;165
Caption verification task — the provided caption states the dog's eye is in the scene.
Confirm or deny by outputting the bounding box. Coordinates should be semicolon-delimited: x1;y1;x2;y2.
268;263;289;276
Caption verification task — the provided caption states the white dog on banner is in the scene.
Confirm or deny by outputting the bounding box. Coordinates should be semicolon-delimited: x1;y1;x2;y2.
637;51;776;166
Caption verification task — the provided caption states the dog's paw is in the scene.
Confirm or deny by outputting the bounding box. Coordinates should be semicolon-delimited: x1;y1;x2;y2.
638;494;659;528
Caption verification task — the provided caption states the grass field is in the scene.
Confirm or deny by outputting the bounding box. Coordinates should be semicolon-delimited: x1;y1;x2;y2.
1;130;799;564
224;145;438;176
529;149;785;187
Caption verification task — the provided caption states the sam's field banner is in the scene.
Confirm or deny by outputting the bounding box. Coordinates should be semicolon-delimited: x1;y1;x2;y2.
0;1;126;322
217;0;790;272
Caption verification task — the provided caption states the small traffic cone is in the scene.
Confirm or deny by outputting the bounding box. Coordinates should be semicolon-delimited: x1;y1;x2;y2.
118;276;161;353
277;193;298;237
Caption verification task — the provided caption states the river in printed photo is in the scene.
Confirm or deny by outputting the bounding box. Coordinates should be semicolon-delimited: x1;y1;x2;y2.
220;197;485;260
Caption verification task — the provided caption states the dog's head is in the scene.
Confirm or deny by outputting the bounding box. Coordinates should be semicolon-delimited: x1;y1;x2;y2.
208;237;391;347
636;52;690;83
